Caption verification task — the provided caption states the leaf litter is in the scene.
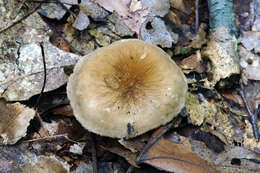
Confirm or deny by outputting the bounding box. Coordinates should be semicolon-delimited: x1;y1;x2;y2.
1;0;260;173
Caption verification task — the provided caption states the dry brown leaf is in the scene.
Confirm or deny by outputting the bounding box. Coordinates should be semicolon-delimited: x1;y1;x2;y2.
179;51;205;74
0;99;35;144
139;137;218;173
102;140;139;167
52;105;74;117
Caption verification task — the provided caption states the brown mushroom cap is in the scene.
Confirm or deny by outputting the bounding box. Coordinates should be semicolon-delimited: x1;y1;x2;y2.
67;39;187;138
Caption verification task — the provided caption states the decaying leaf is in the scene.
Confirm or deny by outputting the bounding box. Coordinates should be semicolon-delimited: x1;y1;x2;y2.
80;0;109;21
107;12;135;37
102;140;139;167
179;51;205;74
0;11;81;101
0;41;80;101
240;31;260;53
0;142;70;173
140;16;174;48
239;0;260;52
96;0;149;34
22;156;70;173
0;99;35;144
0;0;40;32
141;0;170;17
190;138;260;173
138;136;218;173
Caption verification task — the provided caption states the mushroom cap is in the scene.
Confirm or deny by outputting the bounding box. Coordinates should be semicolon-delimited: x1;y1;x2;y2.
67;39;187;138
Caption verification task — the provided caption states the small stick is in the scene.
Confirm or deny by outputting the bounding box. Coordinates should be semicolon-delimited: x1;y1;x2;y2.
23;134;79;143
90;133;98;173
238;88;259;139
195;0;199;33
136;118;179;164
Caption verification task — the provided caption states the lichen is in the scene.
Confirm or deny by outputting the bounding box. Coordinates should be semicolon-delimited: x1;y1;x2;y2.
185;92;217;126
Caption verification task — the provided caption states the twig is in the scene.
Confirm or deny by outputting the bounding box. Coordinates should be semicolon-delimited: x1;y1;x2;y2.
90;133;98;173
195;0;199;33
23;134;79;143
136;117;180;164
238;86;259;139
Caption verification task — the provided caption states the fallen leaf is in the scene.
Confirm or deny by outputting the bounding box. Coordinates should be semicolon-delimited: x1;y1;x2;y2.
52;105;74;117
179;51;205;73
0;12;81;101
240;31;260;53
0;41;80;101
95;0;149;34
102;140;139;167
0;99;35;144
22;156;69;173
80;0;109;21
138;137;218;173
140;16;174;48
141;0;170;17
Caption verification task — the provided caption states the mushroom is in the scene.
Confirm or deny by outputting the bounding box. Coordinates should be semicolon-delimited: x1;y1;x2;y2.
67;39;187;138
